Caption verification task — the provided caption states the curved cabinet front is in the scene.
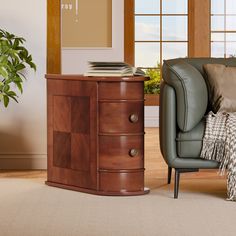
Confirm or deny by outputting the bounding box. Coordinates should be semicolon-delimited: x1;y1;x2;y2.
99;135;144;169
99;169;145;195
46;75;149;196
99;102;144;134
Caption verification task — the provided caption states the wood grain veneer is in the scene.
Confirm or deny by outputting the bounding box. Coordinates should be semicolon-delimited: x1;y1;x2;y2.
98;82;144;100
47;79;98;190
99;135;144;169
188;0;211;57
124;0;135;65
99;101;144;134
46;75;149;196
99;169;144;193
47;0;61;74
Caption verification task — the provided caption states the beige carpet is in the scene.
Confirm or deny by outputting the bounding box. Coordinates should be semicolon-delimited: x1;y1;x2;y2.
0;178;235;236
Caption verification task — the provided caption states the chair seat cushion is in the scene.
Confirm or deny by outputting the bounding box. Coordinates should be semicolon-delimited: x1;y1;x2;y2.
176;120;205;158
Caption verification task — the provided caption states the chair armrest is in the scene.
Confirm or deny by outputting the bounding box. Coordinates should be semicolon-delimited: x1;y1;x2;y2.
159;82;219;169
159;82;178;167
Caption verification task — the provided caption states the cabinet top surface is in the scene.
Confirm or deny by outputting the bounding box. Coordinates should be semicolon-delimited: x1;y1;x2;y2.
45;74;149;82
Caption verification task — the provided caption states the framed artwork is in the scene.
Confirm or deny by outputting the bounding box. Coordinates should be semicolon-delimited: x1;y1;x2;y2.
61;0;112;48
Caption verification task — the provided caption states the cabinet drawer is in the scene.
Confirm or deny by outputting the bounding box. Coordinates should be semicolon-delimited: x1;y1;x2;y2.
99;82;144;100
99;170;144;192
99;135;144;169
99;102;144;133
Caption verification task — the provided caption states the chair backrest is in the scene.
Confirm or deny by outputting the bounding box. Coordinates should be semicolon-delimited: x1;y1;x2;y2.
162;58;236;132
164;58;236;76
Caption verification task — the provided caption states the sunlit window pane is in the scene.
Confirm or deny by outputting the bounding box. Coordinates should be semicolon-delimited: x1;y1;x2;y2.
211;1;236;58
226;16;236;31
162;0;188;14
135;16;160;41
162;43;187;60
211;16;225;31
134;1;189;68
135;0;160;14
226;42;236;57
135;43;160;67
226;33;236;41
226;0;236;14
162;16;188;41
211;33;224;41
211;42;225;57
211;0;224;15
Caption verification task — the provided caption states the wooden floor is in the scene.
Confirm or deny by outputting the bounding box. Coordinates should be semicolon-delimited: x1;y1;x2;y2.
0;128;222;189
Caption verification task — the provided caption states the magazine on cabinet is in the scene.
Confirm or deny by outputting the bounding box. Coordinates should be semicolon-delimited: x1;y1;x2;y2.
84;61;145;77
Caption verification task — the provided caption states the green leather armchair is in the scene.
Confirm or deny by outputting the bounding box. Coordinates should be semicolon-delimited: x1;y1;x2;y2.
160;58;236;198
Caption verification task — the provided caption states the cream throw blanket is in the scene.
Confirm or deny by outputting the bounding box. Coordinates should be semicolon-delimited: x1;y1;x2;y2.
200;111;236;201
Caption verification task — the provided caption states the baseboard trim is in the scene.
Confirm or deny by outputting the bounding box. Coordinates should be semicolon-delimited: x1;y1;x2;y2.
0;155;47;170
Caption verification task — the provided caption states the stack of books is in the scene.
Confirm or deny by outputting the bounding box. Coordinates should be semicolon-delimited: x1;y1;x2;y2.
84;61;145;77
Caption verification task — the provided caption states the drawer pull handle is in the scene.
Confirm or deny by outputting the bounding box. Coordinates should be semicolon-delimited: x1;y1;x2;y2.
129;114;139;123
129;149;139;157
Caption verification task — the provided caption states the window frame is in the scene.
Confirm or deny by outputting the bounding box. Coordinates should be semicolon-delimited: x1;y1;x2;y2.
135;1;189;69
211;0;236;58
124;0;211;65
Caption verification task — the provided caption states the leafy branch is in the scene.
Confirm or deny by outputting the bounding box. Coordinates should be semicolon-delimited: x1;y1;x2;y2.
0;29;36;107
144;63;161;94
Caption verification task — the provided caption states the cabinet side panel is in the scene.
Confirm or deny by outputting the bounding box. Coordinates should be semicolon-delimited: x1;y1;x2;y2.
47;80;98;189
53;131;71;168
71;133;90;171
71;97;90;133
53;96;71;132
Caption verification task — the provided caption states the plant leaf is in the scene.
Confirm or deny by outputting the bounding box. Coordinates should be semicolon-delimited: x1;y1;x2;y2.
15;63;26;71
15;81;23;93
13;38;19;49
0;66;8;78
3;84;10;92
3;95;9;107
28;61;36;71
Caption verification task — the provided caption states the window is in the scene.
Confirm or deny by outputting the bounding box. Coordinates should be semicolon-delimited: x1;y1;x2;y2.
211;0;236;57
134;0;188;70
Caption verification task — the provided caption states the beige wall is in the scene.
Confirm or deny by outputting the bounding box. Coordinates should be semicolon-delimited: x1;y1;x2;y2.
0;0;47;169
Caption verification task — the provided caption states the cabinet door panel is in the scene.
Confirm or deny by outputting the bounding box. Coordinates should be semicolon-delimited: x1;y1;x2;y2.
99;82;144;100
99;170;144;192
99;135;144;169
99;102;144;133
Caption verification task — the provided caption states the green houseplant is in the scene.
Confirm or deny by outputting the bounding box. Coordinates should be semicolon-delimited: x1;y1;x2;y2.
0;29;36;107
144;63;161;94
144;68;161;94
143;63;161;105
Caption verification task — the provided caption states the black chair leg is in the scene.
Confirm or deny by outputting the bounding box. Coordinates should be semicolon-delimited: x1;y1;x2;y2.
168;167;172;184
174;168;199;199
174;169;180;199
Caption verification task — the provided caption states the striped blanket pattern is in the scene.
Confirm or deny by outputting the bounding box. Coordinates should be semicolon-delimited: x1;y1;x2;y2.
200;111;236;201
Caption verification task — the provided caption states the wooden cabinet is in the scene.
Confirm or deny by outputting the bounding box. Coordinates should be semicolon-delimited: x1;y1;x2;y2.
46;75;149;196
